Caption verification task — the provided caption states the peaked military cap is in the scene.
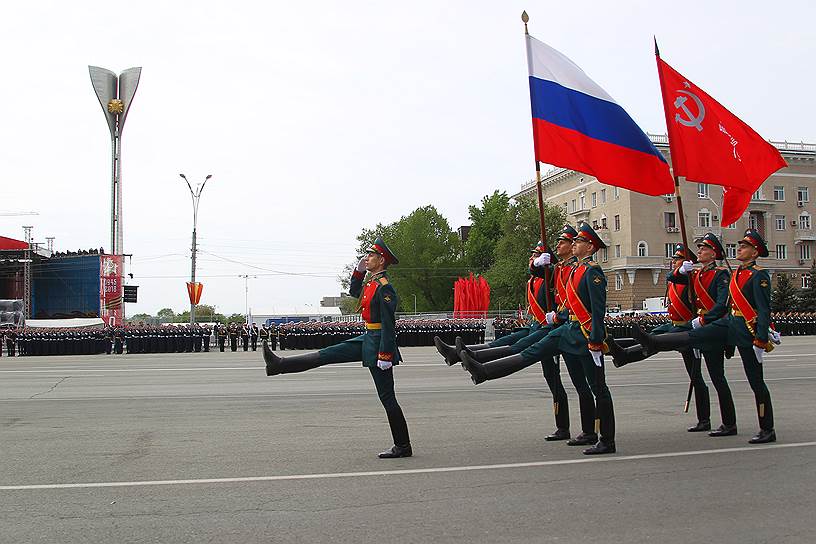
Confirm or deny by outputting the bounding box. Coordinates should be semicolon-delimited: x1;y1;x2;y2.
575;223;607;249
531;240;548;253
739;228;769;258
557;224;579;242
696;232;725;260
672;243;698;263
368;237;399;265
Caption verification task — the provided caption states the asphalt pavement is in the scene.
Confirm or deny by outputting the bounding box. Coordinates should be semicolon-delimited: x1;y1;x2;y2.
1;338;815;543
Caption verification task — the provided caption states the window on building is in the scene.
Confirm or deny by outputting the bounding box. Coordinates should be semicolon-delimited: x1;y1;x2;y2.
664;194;674;202
601;247;608;262
664;212;676;229
600;188;607;204
591;192;597;208
579;193;586;210
614;215;621;231
726;243;737;259
614;244;621;258
799;213;811;230
698;209;712;228
570;199;576;213
637;241;648;257
749;214;759;231
775;215;786;231
665;243;675;258
798;186;810;205
774;186;785;201
615;274;623;291
804;274;811;289
776;244;787;260
563;202;568;214
800;243;812;261
601;216;607;229
698;183;709;199
753;188;763;200
592;220;599;229
724;221;737;229
613;187;620;200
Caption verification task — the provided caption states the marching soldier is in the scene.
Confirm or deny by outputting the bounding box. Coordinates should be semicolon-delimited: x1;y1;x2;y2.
263;237;412;458
240;323;249;351
634;229;778;444
460;223;616;455
217;324;227;352
228;323;239;352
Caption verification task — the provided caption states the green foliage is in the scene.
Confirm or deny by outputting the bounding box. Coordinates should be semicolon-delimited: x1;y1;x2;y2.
485;197;565;311
226;313;247;324
799;261;816;312
156;308;175;320
771;273;799;312
465;191;511;273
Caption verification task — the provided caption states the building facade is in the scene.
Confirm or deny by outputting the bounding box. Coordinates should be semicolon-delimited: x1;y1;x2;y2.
512;134;816;311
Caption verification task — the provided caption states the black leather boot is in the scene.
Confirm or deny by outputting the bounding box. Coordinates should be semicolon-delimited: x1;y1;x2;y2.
583;440;616;455
460;351;537;385
567;432;598;446
687;420;711;432
455;337;492;356
632;325;690;355
378;444;413;458
461;345;515;363
545;428;570;441
709;423;738;437
748;429;776;444
434;336;461;366
263;341;322;376
608;336;652;368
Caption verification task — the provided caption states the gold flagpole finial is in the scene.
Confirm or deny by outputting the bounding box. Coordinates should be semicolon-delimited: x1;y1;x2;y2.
521;11;529;34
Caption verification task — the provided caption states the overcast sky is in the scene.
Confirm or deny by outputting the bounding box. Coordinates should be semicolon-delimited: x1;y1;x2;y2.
1;1;814;316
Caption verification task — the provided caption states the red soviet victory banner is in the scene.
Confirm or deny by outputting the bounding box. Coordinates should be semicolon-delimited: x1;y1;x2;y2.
656;56;786;225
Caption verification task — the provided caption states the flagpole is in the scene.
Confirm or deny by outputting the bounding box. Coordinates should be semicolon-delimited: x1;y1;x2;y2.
655;38;698;413
523;11;553;312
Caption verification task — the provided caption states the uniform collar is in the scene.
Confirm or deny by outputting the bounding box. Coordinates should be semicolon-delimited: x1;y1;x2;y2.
367;271;387;283
702;261;717;271
739;260;757;270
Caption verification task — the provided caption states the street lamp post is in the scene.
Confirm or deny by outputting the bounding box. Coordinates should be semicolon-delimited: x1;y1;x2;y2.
239;274;257;324
412;294;417;315
180;173;212;324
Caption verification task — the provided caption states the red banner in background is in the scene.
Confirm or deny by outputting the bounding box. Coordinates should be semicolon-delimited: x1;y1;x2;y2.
100;254;123;326
187;282;203;305
453;274;490;318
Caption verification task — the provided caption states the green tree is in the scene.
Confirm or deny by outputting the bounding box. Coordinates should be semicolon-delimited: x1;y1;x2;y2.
799;261;816;311
485;197;565;311
464;191;511;273
226;313;246;324
128;312;153;322
342;205;466;312
156;308;175;321
771;273;799;312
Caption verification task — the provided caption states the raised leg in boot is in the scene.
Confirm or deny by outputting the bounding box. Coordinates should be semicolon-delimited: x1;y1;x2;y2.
263;341;325;376
461;351;538;385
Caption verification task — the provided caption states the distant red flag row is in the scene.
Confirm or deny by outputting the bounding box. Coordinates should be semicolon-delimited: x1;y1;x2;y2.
453;274;490;319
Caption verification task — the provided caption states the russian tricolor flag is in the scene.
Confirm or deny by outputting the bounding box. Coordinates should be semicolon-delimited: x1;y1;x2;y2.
526;35;673;196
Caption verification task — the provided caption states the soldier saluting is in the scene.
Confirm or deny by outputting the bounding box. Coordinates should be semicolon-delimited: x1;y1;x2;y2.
263;237;412;459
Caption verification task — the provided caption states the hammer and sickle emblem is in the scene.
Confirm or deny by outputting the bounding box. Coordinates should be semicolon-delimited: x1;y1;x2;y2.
674;83;705;132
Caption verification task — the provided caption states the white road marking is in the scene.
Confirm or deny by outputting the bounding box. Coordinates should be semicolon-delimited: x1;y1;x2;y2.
2;441;813;491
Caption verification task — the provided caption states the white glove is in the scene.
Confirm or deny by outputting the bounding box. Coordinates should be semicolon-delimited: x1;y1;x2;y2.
545;311;557;325
693;348;701;360
376;359;393;370
691;317;702;329
678;260;694;275
769;329;782;345
590;349;603;367
355;257;367;273
753;345;764;364
533;253;551;267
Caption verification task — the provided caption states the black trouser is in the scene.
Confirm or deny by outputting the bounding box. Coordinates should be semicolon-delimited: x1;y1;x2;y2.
738;346;774;430
702;349;737;426
242;336;249;351
579;355;615;444
219;338;226;352
369;367;411;447
251;336;258;351
541;356;570;431
681;349;710;423
230;337;237;351
563;354;597;435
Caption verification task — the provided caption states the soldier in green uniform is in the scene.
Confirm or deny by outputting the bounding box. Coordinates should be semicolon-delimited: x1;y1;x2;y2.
263;237;412;458
460;223;616;455
633;229;778;444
